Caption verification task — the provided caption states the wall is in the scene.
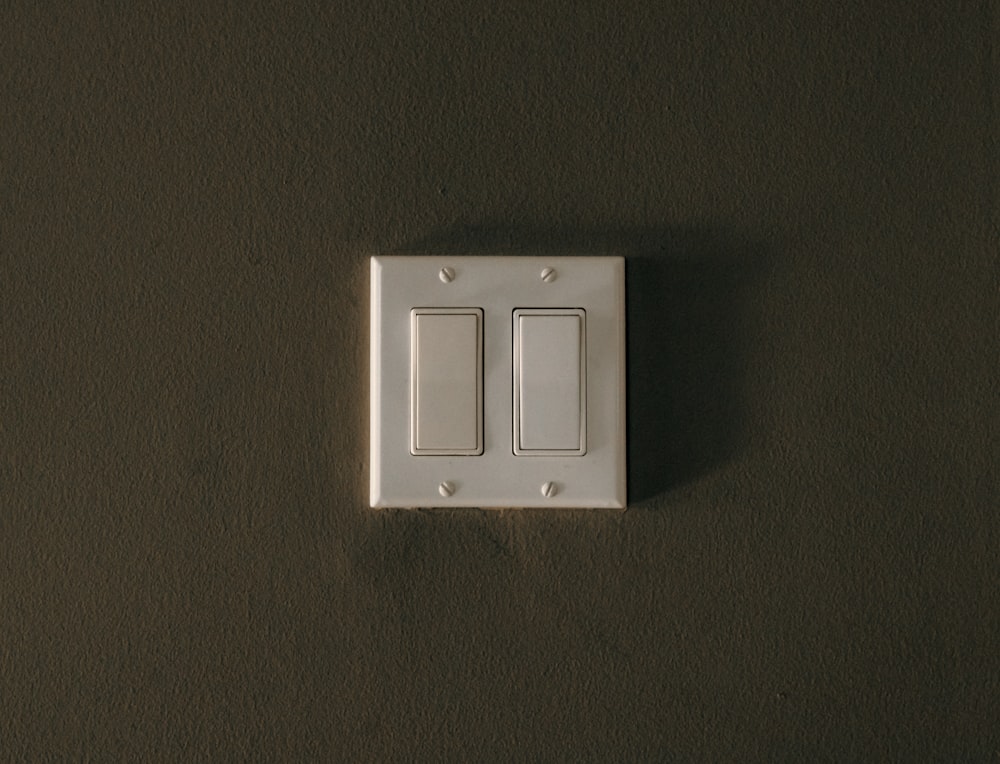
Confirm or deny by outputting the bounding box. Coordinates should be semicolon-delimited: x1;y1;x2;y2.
2;0;996;759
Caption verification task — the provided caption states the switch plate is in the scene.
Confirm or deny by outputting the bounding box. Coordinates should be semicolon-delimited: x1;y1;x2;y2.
370;255;625;509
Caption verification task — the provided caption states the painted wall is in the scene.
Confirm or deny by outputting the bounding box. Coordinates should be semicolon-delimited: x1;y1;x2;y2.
3;0;996;758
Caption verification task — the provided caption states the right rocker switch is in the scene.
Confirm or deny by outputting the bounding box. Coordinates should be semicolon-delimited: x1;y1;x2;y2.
513;308;587;456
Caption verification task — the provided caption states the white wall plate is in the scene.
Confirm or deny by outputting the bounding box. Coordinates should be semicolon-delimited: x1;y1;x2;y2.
370;255;626;509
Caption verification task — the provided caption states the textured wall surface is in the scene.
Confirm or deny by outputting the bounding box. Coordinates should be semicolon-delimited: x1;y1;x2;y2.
2;0;997;759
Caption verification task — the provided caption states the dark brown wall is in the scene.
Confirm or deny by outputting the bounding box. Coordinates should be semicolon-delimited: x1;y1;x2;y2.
2;0;997;759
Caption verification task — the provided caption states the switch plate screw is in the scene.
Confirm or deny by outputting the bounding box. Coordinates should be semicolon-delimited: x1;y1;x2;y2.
438;481;456;497
540;267;557;283
541;481;558;498
439;267;456;283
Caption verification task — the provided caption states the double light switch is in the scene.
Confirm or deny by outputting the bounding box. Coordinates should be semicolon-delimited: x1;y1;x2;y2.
371;256;625;509
410;307;586;457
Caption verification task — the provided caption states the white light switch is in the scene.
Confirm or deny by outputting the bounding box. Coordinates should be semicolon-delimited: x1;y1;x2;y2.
410;308;483;455
514;309;586;455
370;256;625;509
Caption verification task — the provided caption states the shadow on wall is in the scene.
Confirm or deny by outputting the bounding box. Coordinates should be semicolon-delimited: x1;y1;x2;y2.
401;225;768;505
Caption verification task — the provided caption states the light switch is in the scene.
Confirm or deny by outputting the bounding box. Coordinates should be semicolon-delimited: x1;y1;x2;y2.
514;308;586;455
410;308;483;455
371;256;624;509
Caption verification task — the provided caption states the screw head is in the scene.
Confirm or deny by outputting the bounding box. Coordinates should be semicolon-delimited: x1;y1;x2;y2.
541;481;558;498
540;267;557;283
439;267;456;283
438;481;456;497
